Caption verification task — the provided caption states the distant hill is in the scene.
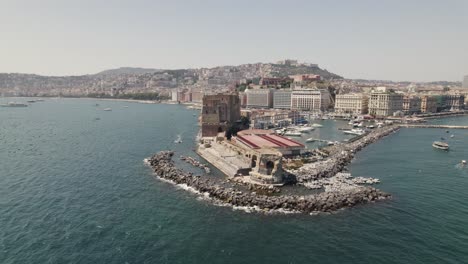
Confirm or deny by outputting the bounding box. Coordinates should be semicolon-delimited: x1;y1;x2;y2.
95;67;161;76
0;61;344;97
270;64;342;79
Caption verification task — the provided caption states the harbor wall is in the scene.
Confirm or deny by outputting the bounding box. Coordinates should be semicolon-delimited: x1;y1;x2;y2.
146;151;391;214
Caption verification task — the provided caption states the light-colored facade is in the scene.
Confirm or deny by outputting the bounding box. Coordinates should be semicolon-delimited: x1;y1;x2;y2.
171;89;178;101
368;92;403;117
291;89;331;112
402;96;421;115
273;90;292;109
245;89;274;108
420;95;438;113
334;94;369;115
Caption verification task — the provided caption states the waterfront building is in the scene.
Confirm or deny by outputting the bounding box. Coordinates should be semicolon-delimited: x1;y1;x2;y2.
171;89;178;101
234;129;305;184
250;110;292;129
201;93;241;137
190;88;203;103
463;75;468;89
334;94;369;115
368;91;403;117
448;94;465;110
291;89;331;112
420;95;438;113
273;90;292;109
245;88;274;108
402;96;421;115
436;94;465;111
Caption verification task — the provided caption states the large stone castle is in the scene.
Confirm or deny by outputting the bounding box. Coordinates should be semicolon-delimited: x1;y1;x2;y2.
201;93;241;137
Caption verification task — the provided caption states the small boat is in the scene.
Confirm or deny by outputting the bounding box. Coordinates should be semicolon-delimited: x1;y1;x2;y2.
344;128;366;136
297;126;315;133
284;130;302;137
450;135;454;138
367;125;375;129
441;137;445;140
27;100;36;103
311;123;323;127
0;102;28;107
103;108;112;111
446;130;450;133
174;135;182;143
462;160;467;165
357;122;364;127
123;106;129;108
306;138;317;142
432;141;449;150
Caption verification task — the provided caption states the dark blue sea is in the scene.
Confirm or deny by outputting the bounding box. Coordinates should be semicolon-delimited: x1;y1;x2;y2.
1;98;468;263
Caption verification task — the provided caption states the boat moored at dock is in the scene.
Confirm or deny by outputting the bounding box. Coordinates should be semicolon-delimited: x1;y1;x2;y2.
343;128;366;136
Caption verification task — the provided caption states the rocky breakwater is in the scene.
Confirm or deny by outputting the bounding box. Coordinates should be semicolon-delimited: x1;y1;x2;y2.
146;151;391;214
291;125;400;183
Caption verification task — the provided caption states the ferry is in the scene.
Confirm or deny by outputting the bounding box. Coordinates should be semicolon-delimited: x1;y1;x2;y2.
432;141;449;150
343;128;366;136
0;102;28;107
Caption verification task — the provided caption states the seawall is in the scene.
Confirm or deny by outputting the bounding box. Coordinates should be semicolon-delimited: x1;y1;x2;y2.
146;151;391;214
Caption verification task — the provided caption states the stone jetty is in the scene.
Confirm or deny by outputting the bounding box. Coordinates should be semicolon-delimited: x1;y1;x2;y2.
146;151;391;214
290;125;400;184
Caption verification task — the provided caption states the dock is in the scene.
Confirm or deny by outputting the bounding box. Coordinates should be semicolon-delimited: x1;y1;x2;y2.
400;124;468;129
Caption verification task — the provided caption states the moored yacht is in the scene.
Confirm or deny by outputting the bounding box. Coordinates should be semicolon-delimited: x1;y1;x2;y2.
297;126;315;133
343;128;366;136
284;129;302;136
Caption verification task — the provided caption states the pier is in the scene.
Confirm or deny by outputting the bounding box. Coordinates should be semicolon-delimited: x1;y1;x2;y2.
400;124;468;129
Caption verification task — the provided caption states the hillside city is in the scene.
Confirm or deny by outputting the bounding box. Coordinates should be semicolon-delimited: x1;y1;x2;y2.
1;59;467;123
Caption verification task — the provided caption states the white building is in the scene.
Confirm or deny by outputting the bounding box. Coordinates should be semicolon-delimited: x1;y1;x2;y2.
273;90;292;109
334;94;369;115
171;89;178;101
291;89;331;112
245;89;274;108
368;91;403;117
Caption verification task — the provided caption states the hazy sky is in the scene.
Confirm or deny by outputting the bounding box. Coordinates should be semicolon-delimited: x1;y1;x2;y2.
1;0;467;81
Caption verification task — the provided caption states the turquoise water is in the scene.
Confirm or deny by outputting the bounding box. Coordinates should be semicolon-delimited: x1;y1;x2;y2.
1;99;468;263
